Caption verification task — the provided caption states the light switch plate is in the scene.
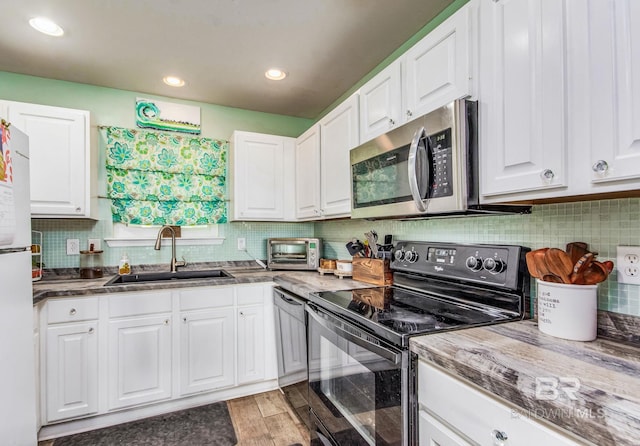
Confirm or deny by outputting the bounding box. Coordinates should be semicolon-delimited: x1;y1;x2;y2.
66;239;80;255
237;238;246;251
616;246;640;285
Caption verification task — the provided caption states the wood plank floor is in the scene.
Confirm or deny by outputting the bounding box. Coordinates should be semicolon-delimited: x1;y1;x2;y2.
38;389;309;446
228;389;309;446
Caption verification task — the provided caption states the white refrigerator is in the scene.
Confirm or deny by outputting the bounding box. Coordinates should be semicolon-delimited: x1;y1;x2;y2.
0;121;37;445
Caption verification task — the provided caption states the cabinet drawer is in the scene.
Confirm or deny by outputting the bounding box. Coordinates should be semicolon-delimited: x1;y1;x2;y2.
418;361;582;446
109;291;172;318
237;284;266;306
179;287;234;311
48;297;99;323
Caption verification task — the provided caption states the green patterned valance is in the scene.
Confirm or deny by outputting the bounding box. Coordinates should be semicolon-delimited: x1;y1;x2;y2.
102;126;227;225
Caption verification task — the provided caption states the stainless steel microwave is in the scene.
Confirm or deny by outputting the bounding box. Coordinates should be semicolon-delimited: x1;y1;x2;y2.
267;238;322;270
350;99;530;219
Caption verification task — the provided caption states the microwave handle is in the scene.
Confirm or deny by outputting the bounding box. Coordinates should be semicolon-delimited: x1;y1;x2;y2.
408;126;429;212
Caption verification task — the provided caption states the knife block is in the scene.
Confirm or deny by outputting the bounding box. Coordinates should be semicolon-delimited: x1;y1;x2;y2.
352;257;392;286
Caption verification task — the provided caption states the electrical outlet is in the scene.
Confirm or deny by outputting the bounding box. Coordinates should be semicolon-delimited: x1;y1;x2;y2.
237;238;246;251
617;246;640;285
88;238;101;251
66;239;80;255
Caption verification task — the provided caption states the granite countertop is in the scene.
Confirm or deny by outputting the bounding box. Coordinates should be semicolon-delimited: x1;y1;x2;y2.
32;261;372;304
410;321;640;446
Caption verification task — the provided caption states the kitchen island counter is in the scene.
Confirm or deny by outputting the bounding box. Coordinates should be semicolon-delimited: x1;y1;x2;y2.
410;320;640;446
32;262;372;304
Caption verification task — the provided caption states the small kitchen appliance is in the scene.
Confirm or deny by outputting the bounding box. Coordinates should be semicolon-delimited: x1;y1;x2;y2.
267;237;322;270
306;240;530;446
350;99;530;219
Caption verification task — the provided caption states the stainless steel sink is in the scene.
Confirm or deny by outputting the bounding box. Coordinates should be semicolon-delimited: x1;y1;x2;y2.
104;269;234;286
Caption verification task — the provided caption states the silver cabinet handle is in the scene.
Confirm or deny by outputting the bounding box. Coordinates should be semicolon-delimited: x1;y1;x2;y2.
239;311;244;316
69;308;77;316
388;118;395;126
406;110;413;118
183;317;187;323
75;207;82;213
88;327;94;334
592;159;609;174
164;319;170;325
540;169;555;182
492;429;508;445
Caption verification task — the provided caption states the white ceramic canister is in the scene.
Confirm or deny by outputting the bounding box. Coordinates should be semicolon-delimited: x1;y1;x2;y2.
537;279;598;341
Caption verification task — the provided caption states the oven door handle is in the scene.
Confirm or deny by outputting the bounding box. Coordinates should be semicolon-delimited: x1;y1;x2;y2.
307;304;402;365
408;126;429;213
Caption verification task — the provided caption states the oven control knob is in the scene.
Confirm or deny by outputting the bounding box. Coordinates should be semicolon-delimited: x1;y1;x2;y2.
465;256;483;271
483;258;506;274
405;251;419;263
394;249;405;261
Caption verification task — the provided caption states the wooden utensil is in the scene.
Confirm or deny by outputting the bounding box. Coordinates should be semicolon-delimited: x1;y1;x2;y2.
602;260;614;274
566;242;590;265
544;248;574;283
583;261;608;285
526;248;549;278
542;274;564;283
573;252;594;275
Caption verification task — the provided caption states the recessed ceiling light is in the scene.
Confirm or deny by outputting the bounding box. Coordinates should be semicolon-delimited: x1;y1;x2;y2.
163;76;185;87
29;17;64;37
265;68;287;81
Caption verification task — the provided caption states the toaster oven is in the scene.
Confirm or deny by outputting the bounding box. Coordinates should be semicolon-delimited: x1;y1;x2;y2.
267;238;322;270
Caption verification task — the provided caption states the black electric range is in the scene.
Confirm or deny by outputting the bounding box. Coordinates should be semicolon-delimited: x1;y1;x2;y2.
306;241;531;446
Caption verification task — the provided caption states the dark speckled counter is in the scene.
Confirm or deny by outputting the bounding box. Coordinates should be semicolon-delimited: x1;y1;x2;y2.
410;321;640;446
32;262;372;304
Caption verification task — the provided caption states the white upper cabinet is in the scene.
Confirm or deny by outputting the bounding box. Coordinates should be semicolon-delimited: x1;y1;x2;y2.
359;2;476;145
296;94;359;220
479;0;568;197
480;0;640;202
569;0;640;189
359;62;403;144
230;131;295;221
1;100;95;218
404;1;475;121
294;125;322;219
319;94;359;218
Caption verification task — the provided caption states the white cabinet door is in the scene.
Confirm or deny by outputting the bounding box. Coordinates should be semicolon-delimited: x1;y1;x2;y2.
107;314;172;410
179;308;235;396
479;0;568;197
230;131;295;220
237;305;265;385
359;61;403;144
295;124;321;219
419;410;472;446
319;94;359;218
45;321;98;422
570;0;640;187
404;2;474;119
3;101;92;217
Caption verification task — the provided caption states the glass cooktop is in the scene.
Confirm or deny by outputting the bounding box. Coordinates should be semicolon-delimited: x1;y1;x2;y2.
310;285;520;347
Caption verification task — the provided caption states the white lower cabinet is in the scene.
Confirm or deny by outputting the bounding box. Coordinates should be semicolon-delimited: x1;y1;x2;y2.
40;283;276;431
237;305;265;384
107;315;173;410
418;361;583;446
178;286;236;396
44;297;99;423
45;321;99;422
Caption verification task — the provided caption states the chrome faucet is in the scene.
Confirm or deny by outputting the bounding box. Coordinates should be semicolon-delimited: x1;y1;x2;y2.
154;225;187;272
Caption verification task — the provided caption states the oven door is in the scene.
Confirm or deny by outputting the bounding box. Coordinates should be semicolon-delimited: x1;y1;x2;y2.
306;303;413;446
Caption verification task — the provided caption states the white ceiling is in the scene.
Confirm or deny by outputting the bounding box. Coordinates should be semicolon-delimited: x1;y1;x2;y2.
0;0;454;119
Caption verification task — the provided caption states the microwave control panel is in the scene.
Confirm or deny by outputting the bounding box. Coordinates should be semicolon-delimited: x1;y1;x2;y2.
429;128;453;198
